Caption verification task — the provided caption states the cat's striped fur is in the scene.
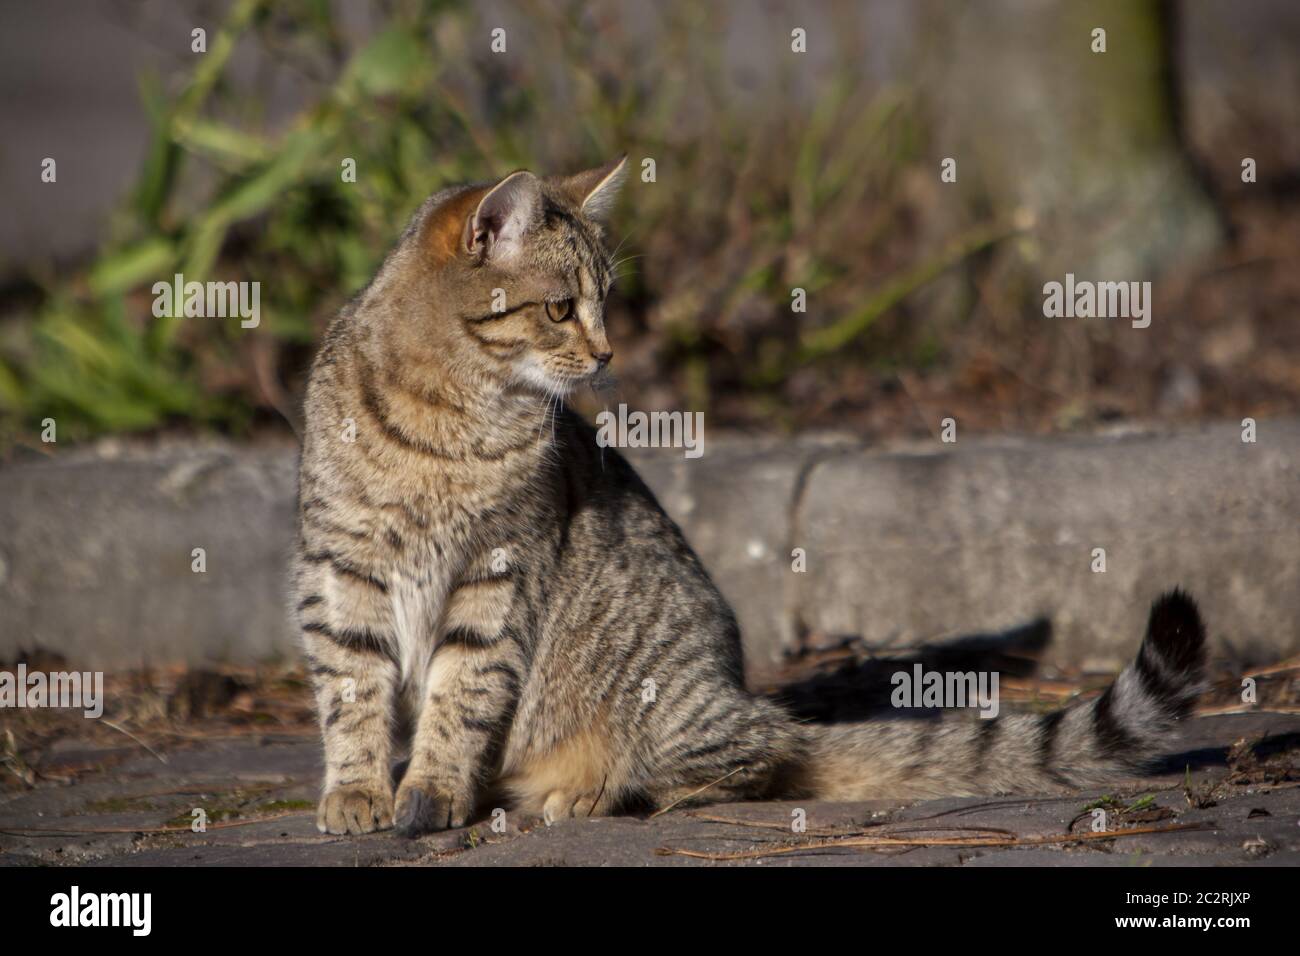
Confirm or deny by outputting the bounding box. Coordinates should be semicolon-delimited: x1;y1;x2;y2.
292;158;1207;835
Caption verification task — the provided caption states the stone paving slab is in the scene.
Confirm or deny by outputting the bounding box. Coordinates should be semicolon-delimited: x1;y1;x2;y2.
2;713;1296;867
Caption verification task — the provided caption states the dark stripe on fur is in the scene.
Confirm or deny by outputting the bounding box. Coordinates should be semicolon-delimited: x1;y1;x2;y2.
356;356;535;462
301;620;393;659
1037;709;1065;768
975;716;1000;775
303;550;389;594
1091;683;1140;757
441;626;501;649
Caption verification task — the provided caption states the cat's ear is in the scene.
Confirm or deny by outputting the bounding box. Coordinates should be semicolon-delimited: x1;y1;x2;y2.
467;170;542;264
559;155;627;222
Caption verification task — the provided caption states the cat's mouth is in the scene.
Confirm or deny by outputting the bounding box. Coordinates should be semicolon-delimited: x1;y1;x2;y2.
549;365;614;394
513;358;611;396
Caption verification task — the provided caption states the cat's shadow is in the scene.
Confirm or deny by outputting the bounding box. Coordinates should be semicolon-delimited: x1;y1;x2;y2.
767;620;1300;775
764;617;1054;723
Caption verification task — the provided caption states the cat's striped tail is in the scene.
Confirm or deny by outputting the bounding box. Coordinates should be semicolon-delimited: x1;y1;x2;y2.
802;590;1207;800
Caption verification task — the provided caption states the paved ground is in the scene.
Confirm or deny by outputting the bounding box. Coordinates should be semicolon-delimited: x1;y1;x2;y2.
1;712;1296;867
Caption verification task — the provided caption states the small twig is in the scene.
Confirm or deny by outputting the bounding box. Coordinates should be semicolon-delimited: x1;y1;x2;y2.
649;767;744;819
1243;655;1300;679
164;726;317;741
1193;705;1300;717
89;781;288;802
0;810;310;837
587;775;608;818
684;812;1019;841
655;820;1213;861
685;812;848;836
101;719;168;764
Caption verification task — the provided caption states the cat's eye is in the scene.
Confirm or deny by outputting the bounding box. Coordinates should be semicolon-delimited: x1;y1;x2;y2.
546;299;574;323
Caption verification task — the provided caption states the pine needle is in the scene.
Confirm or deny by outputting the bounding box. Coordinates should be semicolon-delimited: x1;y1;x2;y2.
101;719;169;764
648;767;744;818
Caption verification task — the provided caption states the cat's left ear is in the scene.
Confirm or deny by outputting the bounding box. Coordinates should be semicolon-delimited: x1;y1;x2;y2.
559;155;628;222
468;170;543;264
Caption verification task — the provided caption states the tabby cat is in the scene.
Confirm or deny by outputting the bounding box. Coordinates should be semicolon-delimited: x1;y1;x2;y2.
292;157;1206;836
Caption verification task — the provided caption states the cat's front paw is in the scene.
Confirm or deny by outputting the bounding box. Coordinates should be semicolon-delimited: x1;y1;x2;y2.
393;777;472;837
317;783;394;835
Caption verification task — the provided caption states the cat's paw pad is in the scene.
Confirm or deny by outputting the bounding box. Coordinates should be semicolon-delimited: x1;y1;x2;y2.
317;784;394;835
394;779;470;837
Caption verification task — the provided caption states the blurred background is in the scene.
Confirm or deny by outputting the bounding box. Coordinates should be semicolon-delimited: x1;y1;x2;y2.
2;0;1298;450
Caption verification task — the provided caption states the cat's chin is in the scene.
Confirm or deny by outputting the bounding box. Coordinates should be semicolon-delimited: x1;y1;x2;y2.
512;363;605;397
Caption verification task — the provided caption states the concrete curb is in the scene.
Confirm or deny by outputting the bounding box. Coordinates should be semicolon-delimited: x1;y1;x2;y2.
1;420;1297;674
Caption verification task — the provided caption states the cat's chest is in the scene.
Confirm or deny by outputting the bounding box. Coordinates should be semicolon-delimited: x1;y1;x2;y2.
387;570;444;680
383;530;511;679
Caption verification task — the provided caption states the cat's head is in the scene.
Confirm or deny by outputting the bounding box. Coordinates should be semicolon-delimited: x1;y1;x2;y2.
418;157;627;396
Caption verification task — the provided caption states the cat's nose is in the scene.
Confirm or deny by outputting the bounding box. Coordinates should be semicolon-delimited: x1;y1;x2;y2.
592;350;613;367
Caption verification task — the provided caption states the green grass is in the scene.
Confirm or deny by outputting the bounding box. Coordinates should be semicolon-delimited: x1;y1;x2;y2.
0;0;1015;448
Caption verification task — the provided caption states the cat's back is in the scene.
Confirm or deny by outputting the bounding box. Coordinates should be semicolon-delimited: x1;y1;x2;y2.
541;410;741;654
